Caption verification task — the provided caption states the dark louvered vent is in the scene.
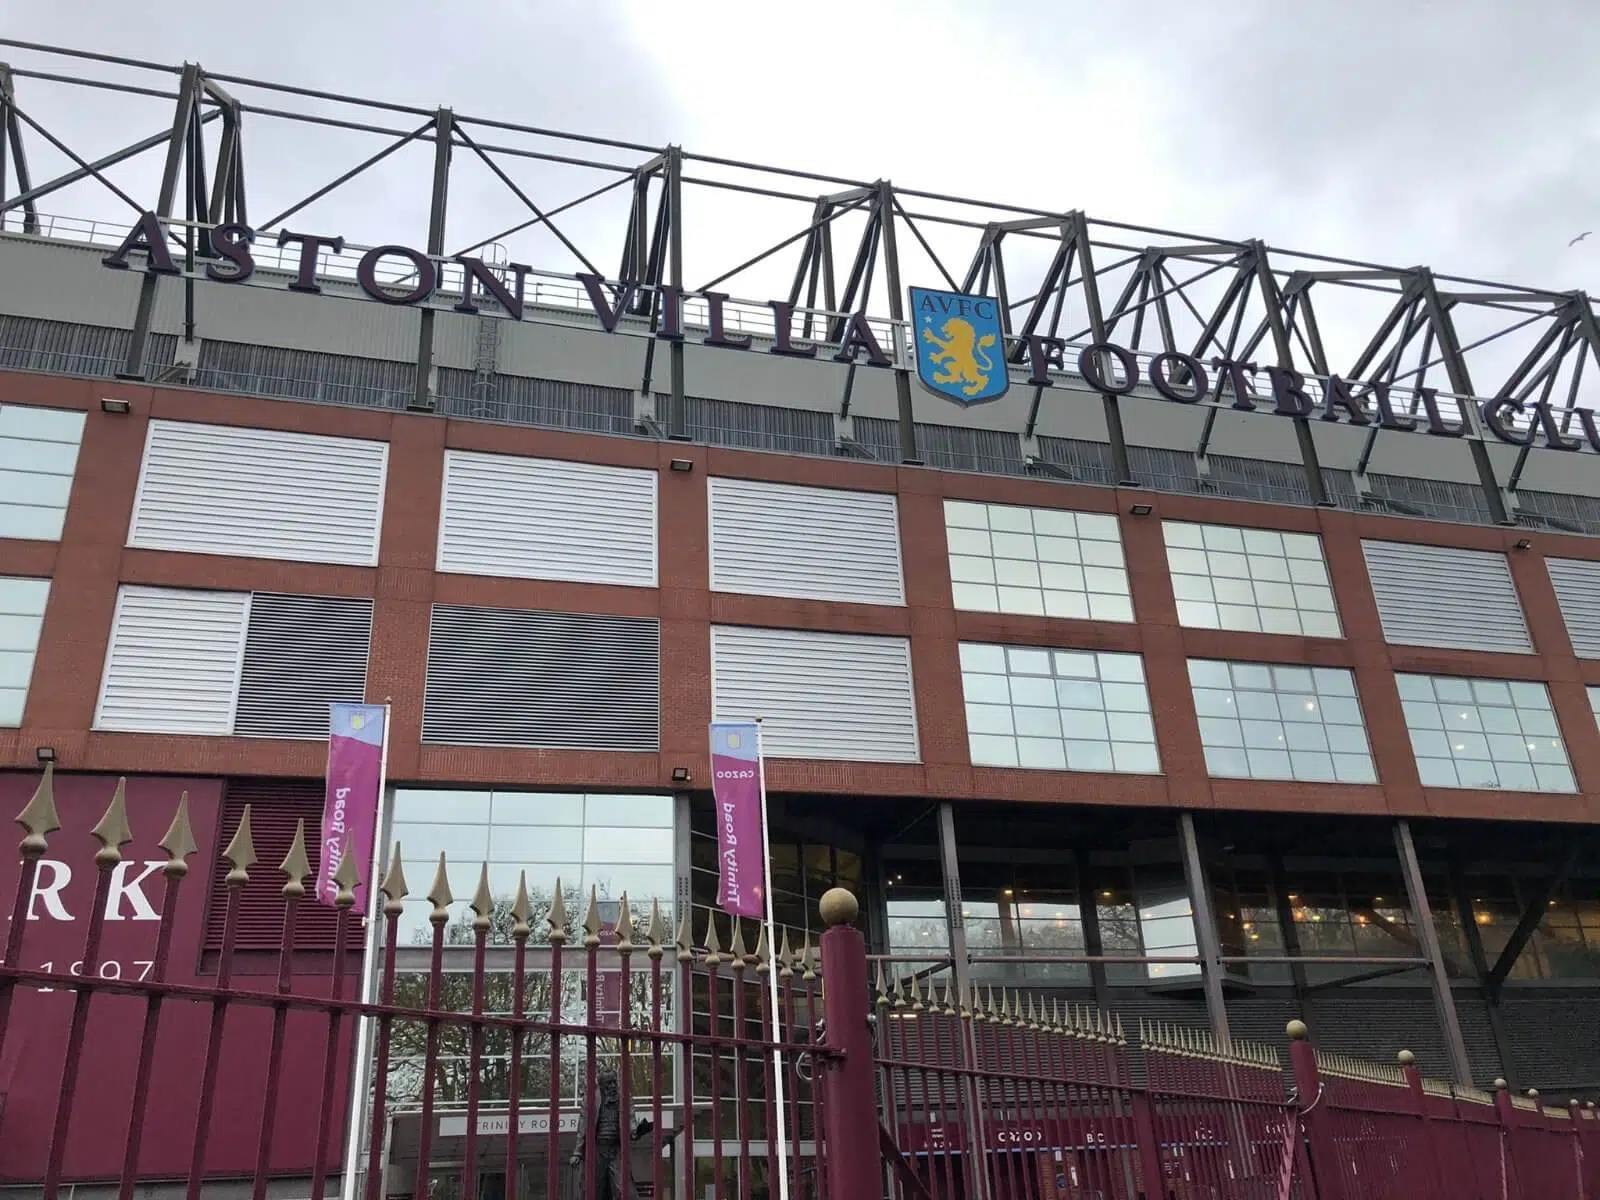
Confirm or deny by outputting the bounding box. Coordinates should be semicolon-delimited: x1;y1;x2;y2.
204;779;342;952
233;593;373;739
423;604;660;750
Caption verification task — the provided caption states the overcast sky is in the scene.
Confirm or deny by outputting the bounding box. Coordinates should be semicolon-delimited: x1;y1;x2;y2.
4;2;1599;378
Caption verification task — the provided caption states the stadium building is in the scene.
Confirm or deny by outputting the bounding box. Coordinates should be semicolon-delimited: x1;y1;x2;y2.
2;41;1600;1198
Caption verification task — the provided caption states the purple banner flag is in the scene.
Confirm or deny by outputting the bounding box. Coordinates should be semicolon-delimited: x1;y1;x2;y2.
316;702;386;912
710;720;766;920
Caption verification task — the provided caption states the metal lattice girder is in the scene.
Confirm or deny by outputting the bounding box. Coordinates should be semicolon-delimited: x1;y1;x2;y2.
6;38;1600;440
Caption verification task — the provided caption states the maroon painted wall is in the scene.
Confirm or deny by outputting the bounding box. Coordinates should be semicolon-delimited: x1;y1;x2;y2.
0;771;354;1183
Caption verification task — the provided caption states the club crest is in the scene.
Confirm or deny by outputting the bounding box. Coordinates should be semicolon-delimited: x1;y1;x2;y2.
910;287;1010;405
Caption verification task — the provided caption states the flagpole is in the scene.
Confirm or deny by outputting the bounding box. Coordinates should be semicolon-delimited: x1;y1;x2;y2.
754;719;792;1200
340;701;393;1200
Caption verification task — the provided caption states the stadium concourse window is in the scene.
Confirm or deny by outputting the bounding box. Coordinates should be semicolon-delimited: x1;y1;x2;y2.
1464;875;1600;982
0;576;49;725
959;643;1159;773
386;790;675;949
1188;660;1378;784
1162;521;1341;638
960;859;1089;985
942;499;1133;621
0;404;85;541
1397;674;1576;792
688;796;862;951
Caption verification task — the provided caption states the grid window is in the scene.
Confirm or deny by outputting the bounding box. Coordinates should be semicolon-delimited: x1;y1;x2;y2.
1162;521;1340;637
388;789;675;948
1589;686;1600;727
0;405;84;542
0;576;49;725
959;642;1159;773
944;500;1132;621
1397;674;1575;792
1188;659;1376;784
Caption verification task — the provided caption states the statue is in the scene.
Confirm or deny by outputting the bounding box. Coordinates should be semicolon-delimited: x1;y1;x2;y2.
565;1068;655;1200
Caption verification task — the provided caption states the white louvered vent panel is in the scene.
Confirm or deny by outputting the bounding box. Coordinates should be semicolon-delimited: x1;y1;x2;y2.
709;477;905;605
423;604;660;750
94;586;249;734
234;594;374;739
1361;541;1531;653
129;420;388;565
438;450;658;587
1546;558;1600;658
710;626;919;763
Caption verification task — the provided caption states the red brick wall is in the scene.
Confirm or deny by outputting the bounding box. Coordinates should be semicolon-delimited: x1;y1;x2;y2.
9;371;1600;824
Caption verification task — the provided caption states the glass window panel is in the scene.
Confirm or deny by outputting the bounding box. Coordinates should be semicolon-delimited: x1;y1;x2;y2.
988;506;1033;533
584;826;673;863
1175;599;1220;627
1398;673;1574;793
0;439;80;475
1164;521;1340;636
0;470;70;508
996;586;1045;614
969;734;1018;767
394;789;493;824
585;794;673;827
0;687;24;726
950;582;998;611
0;406;85;442
1031;509;1077;537
1189;659;1376;784
949;555;996;583
1066;740;1115;771
945;501;1133;620
0;577;49;615
946;528;992;556
1048;591;1094;619
960;643;1008;674
944;500;988;528
961;642;1157;774
394;822;490;863
0;504;67;541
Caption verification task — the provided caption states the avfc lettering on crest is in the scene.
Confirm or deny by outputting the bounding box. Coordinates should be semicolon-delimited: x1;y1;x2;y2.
910;287;1010;405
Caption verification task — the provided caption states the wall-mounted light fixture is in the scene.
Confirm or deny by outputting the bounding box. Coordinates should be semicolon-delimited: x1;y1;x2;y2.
671;766;692;783
669;459;694;473
1129;503;1154;516
35;746;55;763
1513;538;1532;550
100;398;131;415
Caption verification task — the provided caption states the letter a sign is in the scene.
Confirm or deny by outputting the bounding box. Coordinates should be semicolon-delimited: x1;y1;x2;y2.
910;286;1010;405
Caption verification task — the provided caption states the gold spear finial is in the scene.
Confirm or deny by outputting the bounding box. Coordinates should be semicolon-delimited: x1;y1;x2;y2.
511;873;533;941
582;886;602;947
675;912;693;962
778;927;795;978
159;792;197;878
380;845;409;915
15;761;59;858
729;917;747;964
614;894;634;952
279;818;312;899
90;778;133;868
645;899;666;959
472;864;494;933
223;805;257;885
548;877;568;945
332;840;361;907
427;854;453;924
703;911;722;964
754;924;770;974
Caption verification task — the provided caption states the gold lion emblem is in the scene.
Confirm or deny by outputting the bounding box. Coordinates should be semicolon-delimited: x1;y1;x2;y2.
922;317;997;397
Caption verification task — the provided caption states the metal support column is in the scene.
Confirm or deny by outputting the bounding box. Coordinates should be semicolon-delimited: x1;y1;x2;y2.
1070;211;1134;484
666;146;688;440
1178;812;1231;1048
934;801;989;1200
875;181;920;465
0;65;40;234
1074;847;1112;1012
1251;242;1331;505
1450;859;1515;1085
1415;270;1511;524
119;62;201;380
1269;854;1310;1012
410;107;453;412
1395;819;1473;1084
